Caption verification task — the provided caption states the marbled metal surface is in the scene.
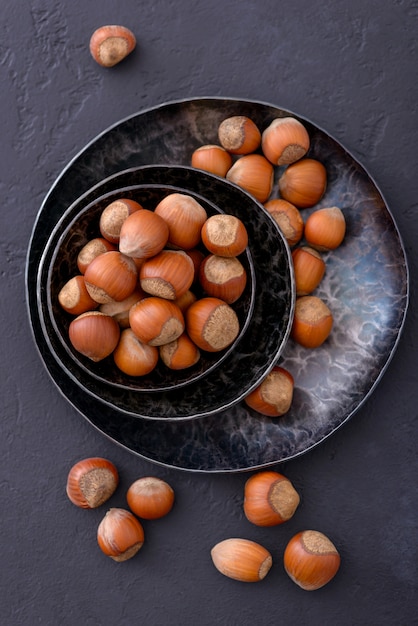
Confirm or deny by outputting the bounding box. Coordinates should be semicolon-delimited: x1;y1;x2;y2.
26;98;408;471
36;166;293;419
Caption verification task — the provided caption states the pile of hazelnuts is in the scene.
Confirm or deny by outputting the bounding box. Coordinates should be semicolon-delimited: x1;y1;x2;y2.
58;192;250;378
191;114;347;418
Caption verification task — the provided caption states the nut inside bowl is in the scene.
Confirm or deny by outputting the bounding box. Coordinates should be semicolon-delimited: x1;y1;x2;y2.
37;165;295;420
47;183;256;392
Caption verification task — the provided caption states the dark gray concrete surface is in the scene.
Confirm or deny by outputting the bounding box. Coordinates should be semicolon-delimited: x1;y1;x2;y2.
2;1;417;624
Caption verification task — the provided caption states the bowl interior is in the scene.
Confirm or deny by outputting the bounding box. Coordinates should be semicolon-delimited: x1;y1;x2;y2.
47;184;256;392
37;165;295;420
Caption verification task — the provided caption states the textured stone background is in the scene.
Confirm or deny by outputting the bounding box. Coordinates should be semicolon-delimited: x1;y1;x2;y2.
1;1;417;624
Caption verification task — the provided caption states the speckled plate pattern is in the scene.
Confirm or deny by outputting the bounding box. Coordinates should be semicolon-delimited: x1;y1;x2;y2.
37;167;294;419
26;97;409;472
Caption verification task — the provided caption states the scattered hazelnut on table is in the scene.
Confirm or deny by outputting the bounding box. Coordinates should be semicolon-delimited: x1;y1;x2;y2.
243;470;300;527
97;508;144;561
284;530;341;590
66;457;119;508
89;25;136;67
127;476;175;520
211;538;273;582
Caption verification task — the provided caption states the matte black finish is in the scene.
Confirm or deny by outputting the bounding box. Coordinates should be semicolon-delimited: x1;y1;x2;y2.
2;2;417;625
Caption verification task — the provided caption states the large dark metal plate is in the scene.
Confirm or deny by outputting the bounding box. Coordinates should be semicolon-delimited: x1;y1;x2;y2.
26;97;409;472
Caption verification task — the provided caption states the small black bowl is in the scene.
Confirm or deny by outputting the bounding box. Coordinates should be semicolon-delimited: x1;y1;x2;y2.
46;183;256;391
37;165;295;420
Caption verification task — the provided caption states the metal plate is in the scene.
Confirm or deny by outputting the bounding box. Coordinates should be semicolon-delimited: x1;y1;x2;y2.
26;97;409;472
